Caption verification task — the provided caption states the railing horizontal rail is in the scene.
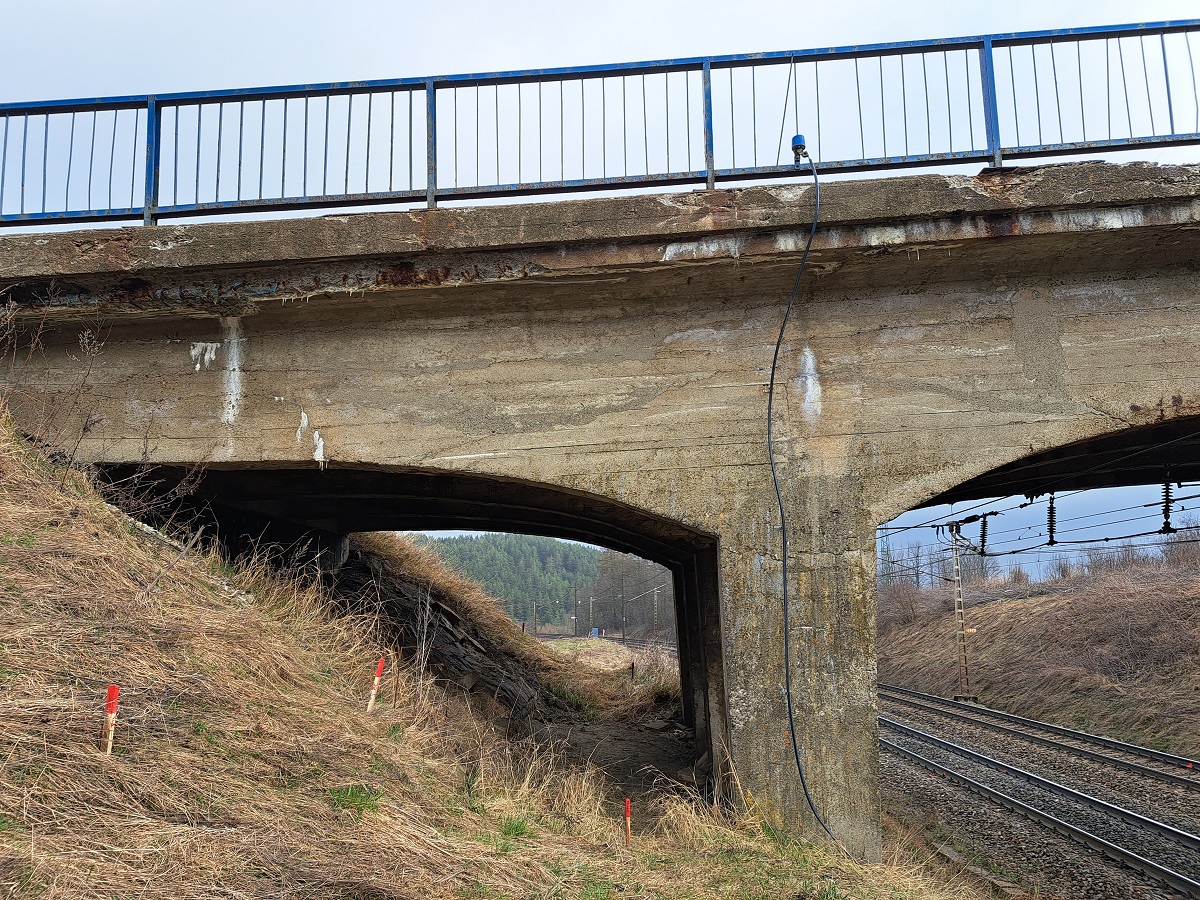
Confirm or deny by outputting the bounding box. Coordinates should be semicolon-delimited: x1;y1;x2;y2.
1;19;1197;229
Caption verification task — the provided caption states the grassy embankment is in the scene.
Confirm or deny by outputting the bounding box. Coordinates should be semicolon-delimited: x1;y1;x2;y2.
878;565;1200;756
0;409;986;899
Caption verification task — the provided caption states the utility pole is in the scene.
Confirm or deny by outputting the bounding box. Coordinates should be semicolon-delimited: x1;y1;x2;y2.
951;529;978;702
589;596;594;636
620;577;626;644
652;586;659;639
573;586;579;638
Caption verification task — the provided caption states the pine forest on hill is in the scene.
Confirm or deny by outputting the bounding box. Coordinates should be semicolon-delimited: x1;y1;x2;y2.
418;533;677;639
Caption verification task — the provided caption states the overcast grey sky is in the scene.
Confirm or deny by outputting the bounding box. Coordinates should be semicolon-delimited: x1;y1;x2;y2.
4;1;1199;102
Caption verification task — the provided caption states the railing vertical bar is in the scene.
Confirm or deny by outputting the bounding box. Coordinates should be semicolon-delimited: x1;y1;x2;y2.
944;51;954;152
667;71;673;171
66;112;76;210
964;50;975;148
215;102;224;201
602;78;607;178
793;57;799;138
106;109;116;211
387;92;395;192
1118;37;1133;136
1077;42;1086;141
21;114;29;213
1188;32;1199;131
559;80;564;180
41;114;48;213
815;59;822;160
473;85;478;186
259;99;266;200
775;59;793;165
1161;34;1175;135
494;84;500;184
345;94;353;193
0;116;8;214
1032;44;1043;145
237;101;244;201
365;93;373;192
195;105;202;203
685;69;692;169
426;79;437;207
296;98;302;196
922;54;932;154
518;83;523;183
1009;46;1021;147
622;75;628;176
901;54;910;157
879;56;887;158
855;57;865;158
1141;35;1157;135
408;90;414;191
143;100;159;224
1107;39;1113;139
89;110;97;209
702;61;715;188
750;66;756;167
1050;43;1064;143
643;74;649;175
171;105;178;204
580;79;585;180
129;108;139;210
728;67;735;168
537;82;543;184
979;38;1003;167
321;95;329;196
282;98;289;198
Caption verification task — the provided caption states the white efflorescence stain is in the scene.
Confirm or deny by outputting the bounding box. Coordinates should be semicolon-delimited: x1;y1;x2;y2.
189;342;220;372
796;346;822;421
312;430;327;470
296;410;309;443
219;317;244;426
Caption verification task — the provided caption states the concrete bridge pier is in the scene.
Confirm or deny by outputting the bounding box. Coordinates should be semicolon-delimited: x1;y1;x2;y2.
717;465;879;858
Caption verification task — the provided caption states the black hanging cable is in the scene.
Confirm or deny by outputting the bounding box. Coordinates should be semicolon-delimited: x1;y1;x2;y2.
767;145;839;846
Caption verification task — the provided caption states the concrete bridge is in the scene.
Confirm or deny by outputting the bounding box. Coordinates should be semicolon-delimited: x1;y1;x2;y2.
4;160;1200;860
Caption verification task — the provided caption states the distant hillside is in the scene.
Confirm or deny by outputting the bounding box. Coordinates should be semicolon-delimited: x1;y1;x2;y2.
418;532;600;628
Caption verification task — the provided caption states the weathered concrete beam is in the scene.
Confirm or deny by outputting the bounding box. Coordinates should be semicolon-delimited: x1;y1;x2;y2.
3;162;1199;318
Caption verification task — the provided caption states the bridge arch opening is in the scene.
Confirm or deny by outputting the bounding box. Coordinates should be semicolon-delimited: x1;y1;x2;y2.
875;412;1200;697
98;462;727;787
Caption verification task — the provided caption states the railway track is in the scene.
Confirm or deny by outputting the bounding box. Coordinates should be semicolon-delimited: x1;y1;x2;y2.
879;684;1200;897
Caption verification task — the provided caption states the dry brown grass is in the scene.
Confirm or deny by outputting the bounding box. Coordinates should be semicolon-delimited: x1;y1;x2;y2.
878;565;1200;755
0;404;988;898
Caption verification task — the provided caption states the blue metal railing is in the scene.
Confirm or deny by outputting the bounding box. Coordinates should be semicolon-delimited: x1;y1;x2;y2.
1;20;1198;228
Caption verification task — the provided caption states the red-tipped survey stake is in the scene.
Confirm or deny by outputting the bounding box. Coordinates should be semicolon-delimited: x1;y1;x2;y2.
366;657;386;713
624;797;632;848
103;684;120;755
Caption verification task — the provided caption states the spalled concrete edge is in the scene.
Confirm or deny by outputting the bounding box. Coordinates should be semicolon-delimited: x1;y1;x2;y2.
1;160;1198;281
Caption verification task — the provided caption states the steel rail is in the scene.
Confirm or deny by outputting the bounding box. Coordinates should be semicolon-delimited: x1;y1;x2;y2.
882;737;1200;898
880;683;1200;772
880;716;1200;850
879;688;1200;789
